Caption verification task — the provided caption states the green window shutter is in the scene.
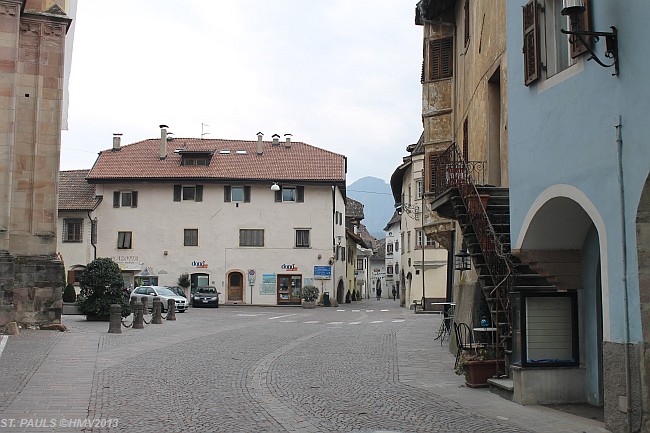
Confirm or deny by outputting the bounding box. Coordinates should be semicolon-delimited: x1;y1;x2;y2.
224;186;231;202
131;191;138;208
523;0;540;86
244;186;251;203
174;185;182;202
113;191;120;208
195;185;203;202
275;189;282;202
297;186;304;203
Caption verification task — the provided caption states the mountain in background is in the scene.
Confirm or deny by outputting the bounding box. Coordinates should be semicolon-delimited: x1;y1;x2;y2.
347;176;395;239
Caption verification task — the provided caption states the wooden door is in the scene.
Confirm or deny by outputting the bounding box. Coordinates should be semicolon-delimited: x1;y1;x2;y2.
228;272;243;301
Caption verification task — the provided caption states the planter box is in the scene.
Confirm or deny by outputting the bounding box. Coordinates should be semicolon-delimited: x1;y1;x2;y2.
465;359;503;388
302;300;316;309
62;302;81;315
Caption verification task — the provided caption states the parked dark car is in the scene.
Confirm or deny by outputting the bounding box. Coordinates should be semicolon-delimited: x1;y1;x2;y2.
168;286;188;299
192;286;220;308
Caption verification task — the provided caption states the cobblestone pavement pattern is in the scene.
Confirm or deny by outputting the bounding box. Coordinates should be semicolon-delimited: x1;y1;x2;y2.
0;299;611;433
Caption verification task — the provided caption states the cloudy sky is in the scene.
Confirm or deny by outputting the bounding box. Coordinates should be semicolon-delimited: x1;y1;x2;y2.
60;1;424;184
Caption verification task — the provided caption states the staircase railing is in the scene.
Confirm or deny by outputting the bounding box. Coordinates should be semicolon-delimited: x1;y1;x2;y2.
432;143;513;373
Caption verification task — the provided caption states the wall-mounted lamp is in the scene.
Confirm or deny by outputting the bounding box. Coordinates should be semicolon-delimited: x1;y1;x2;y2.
271;183;280;191
396;203;420;221
454;240;471;271
561;0;618;76
163;250;168;256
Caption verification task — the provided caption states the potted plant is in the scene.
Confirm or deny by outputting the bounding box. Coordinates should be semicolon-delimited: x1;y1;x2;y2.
454;347;502;388
177;272;191;302
62;283;80;315
301;285;319;309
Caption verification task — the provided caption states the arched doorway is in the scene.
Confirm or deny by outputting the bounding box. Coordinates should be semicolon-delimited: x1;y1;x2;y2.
227;271;244;303
336;279;345;304
516;194;604;407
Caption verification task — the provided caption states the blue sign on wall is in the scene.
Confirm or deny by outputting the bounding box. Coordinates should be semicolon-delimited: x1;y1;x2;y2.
313;266;332;279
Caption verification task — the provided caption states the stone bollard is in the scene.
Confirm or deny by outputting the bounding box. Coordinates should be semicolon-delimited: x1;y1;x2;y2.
166;299;176;321
132;302;144;329
140;296;148;313
151;297;163;324
108;304;122;334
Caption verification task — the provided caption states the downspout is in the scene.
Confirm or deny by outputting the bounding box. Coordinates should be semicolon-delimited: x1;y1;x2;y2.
87;211;97;260
332;185;336;300
615;115;634;431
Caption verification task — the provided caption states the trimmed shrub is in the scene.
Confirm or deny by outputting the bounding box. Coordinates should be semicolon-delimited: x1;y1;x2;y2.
62;284;76;303
77;257;131;319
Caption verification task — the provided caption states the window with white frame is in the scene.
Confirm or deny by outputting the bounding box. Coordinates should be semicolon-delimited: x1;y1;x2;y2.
386;265;394;275
416;179;424;199
113;191;138;208
387;243;394;254
295;229;310;248
356;258;364;270
224;185;251;203
62;218;83;243
173;185;203;202
274;185;304;203
117;231;132;249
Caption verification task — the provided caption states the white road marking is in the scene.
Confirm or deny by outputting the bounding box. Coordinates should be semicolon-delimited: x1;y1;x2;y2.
327;321;344;325
351;310;360;312
349;322;361;325
370;321;384;324
365;310;374;312
0;336;7;360
303;321;320;324
280;320;295;323
237;313;262;317
336;309;346;312
380;309;390;312
268;314;296;320
392;319;405;323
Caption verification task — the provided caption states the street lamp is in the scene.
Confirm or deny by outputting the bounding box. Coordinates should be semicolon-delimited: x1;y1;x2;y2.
454;239;471;271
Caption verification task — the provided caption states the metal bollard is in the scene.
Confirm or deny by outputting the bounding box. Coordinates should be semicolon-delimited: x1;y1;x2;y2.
108;304;122;334
166;299;176;321
151;297;163;324
132;302;144;329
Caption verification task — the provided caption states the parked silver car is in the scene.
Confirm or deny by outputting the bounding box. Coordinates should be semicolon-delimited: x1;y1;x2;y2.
130;285;188;312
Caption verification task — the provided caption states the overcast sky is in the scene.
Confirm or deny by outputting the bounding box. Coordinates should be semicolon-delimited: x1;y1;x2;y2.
60;1;424;184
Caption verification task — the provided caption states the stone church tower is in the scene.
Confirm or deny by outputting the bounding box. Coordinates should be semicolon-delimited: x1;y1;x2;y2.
0;0;72;326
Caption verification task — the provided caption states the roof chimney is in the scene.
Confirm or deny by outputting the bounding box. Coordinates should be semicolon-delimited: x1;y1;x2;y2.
257;131;263;155
159;124;168;159
284;133;292;148
272;134;280;146
112;133;122;151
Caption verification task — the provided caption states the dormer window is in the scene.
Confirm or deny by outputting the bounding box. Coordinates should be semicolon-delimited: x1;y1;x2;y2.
176;149;214;166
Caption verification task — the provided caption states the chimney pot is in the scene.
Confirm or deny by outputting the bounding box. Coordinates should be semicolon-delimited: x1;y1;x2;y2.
256;132;264;155
272;134;280;146
112;133;122;150
160;124;168;159
284;133;292;148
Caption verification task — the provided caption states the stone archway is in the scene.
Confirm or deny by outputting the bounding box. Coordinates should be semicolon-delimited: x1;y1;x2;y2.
635;175;650;429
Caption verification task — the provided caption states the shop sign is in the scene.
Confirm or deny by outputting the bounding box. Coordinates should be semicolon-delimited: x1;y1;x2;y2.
281;263;298;272
314;266;331;279
192;260;208;268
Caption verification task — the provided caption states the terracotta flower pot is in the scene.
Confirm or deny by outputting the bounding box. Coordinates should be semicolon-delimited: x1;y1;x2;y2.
464;359;503;388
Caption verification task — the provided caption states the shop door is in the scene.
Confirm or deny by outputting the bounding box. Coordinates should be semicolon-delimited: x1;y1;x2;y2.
191;273;209;293
228;272;243;302
277;274;302;304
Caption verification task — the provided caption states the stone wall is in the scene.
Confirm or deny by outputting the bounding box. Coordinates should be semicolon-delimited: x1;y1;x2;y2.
0;250;63;327
603;341;644;433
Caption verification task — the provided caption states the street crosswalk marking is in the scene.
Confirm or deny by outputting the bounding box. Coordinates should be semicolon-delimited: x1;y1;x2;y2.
380;309;389;312
370;320;384;324
365;309;374;312
351;309;360;312
303;321;319;324
349;322;361;325
336;309;346;312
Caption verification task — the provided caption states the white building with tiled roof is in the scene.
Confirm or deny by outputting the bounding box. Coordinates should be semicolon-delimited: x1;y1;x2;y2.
71;128;348;306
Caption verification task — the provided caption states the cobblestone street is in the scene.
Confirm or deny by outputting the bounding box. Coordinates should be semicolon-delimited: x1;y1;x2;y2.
0;299;610;433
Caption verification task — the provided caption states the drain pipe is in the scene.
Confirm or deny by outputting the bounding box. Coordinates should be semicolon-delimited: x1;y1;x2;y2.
87;211;97;260
615;115;634;431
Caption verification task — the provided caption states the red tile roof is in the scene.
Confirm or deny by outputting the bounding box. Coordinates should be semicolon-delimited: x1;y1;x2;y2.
58;169;100;211
87;138;346;183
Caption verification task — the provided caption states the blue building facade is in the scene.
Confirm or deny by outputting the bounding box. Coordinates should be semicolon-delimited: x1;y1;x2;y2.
506;1;649;430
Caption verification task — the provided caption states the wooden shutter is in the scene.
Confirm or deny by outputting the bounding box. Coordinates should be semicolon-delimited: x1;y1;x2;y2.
67;270;75;284
131;191;138;208
523;0;540;86
570;0;591;58
297;186;304;203
464;0;470;47
429;38;453;80
173;185;182;201
195;185;203;202
275;189;282;202
224;186;231;202
113;191;120;208
244;186;251;203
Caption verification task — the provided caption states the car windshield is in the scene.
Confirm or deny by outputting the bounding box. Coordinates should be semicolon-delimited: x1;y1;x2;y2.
197;287;216;294
156;288;176;296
